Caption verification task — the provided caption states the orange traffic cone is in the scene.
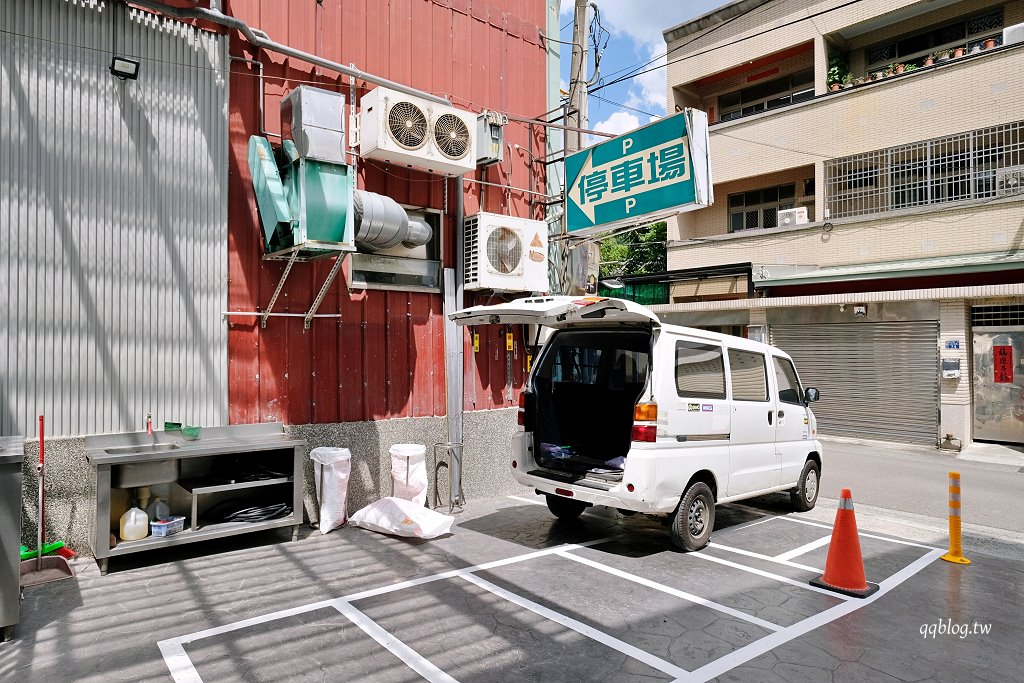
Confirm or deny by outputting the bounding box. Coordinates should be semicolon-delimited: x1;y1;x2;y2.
809;488;879;598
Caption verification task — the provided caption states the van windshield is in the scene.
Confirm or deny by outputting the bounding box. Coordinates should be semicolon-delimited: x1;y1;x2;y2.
532;329;651;473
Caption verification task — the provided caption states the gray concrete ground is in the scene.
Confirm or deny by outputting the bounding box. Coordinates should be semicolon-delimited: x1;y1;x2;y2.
2;470;1021;682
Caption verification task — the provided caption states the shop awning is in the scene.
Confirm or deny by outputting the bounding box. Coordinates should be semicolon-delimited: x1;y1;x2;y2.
755;251;1024;288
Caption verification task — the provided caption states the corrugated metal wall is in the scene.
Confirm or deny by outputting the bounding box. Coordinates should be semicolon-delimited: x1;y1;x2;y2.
225;0;547;425
0;1;229;437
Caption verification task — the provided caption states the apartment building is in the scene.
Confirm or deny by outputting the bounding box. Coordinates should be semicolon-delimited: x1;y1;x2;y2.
655;0;1024;447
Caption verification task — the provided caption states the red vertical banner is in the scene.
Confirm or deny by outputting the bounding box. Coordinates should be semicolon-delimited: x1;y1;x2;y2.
993;346;1014;384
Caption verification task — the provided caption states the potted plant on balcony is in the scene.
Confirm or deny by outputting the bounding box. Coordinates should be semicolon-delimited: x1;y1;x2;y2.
936;49;951;62
827;64;841;91
841;73;854;89
871;69;885;81
984;37;997;50
903;63;919;74
894;63;905;74
883;64;895;77
924;53;935;66
953;45;965;58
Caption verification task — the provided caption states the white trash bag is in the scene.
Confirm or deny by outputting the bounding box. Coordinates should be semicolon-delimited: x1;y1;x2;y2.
390;443;428;506
310;447;352;534
349;497;455;539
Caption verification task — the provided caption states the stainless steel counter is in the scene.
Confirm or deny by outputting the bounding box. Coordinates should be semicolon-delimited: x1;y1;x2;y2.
86;423;305;574
1;436;24;640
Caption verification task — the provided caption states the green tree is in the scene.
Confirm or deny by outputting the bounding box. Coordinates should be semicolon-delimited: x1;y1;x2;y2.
599;221;666;279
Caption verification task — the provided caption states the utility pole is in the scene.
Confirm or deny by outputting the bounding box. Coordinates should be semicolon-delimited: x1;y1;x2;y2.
565;0;591;154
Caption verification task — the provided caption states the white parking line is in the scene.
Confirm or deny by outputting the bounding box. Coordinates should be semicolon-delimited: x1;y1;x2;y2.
506;494;546;506
462;572;692;680
334;600;458;683
773;515;942;550
688;551;852;600
707;542;823;574
157;641;201;683
774;535;833;562
679;549;944;682
558;550;782;632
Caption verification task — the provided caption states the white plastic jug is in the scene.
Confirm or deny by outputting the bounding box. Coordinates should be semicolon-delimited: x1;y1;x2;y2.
120;506;149;541
146;497;170;522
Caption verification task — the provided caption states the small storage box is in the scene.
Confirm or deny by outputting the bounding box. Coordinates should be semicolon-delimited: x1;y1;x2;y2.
150;516;185;537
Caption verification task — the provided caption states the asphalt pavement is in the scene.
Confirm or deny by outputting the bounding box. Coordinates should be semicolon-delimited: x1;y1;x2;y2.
816;437;1024;533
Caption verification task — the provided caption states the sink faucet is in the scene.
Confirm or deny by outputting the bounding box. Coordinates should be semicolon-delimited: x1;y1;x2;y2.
146;412;153;437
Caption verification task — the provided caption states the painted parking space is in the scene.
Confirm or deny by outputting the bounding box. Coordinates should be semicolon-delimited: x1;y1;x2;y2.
157;497;944;683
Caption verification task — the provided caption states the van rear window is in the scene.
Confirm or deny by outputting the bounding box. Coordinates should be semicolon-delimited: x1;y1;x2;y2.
675;341;726;399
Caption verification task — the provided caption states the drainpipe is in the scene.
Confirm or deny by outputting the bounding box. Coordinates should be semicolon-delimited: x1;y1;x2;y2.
127;0;451;106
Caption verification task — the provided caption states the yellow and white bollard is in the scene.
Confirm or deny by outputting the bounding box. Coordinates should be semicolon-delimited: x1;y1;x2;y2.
940;471;971;565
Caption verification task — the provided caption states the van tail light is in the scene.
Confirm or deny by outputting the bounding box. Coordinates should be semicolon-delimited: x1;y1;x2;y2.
631;425;656;442
517;392;533;429
634;403;658;421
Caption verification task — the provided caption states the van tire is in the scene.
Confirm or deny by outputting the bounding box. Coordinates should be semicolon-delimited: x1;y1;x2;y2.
546;494;588;520
670;482;715;552
790;460;820;512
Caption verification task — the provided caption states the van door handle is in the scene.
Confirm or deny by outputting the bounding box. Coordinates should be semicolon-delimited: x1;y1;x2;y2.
768;411;773;425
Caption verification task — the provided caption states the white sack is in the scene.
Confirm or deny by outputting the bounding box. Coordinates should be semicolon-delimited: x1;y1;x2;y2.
310;447;352;534
390;443;428;506
349;496;454;539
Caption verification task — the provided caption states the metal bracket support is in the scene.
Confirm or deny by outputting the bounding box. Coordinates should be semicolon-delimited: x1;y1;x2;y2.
304;253;348;330
262;249;300;328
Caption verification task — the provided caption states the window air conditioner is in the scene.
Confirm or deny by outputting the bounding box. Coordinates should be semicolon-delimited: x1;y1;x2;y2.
996;166;1024;197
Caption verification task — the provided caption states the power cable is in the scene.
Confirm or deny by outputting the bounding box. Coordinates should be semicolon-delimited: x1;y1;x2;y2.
591;0;868;96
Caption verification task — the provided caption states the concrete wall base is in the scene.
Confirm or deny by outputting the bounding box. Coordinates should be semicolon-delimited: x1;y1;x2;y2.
19;409;520;556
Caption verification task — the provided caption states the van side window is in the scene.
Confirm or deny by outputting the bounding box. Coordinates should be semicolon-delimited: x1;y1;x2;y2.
728;349;768;402
773;356;804;405
675;341;726;399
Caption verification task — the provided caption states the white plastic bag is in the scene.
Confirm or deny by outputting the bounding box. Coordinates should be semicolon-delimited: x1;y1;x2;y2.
310;447;352;534
349;497;454;539
390;443;428;506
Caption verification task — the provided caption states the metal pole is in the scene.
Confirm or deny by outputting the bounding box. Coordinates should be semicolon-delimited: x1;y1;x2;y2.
565;0;591;154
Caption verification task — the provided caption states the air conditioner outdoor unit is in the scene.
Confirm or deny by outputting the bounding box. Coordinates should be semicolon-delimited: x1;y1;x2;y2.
1004;21;1024;46
359;87;476;176
778;207;809;227
464;212;549;292
996;166;1024;196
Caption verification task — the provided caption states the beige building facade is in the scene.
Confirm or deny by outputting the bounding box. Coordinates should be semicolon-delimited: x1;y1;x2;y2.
656;0;1024;446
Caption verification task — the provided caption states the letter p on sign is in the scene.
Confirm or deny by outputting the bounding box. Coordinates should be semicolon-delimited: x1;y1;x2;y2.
622;138;633;155
625;198;637;213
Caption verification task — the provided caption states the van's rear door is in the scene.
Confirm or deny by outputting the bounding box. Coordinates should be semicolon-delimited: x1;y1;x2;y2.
449;296;660;329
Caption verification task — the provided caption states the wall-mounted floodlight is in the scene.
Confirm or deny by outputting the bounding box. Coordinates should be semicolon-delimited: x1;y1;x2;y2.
109;56;140;80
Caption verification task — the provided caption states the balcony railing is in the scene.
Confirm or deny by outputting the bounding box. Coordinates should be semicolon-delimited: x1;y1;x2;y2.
825;120;1024;220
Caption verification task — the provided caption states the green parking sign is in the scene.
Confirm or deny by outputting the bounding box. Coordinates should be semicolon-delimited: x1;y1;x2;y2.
565;109;712;235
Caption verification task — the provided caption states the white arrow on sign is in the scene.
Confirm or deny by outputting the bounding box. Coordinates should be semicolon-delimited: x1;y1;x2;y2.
568;138;691;225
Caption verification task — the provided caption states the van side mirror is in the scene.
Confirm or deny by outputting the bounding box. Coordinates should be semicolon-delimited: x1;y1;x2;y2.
805;387;820;403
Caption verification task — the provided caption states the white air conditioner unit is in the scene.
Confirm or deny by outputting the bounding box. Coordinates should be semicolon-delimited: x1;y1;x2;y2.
778;207;809;227
465;212;549;292
996;166;1024;196
1004;21;1024;46
358;87;476;176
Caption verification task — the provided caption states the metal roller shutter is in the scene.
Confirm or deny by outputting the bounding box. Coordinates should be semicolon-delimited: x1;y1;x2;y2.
770;322;939;444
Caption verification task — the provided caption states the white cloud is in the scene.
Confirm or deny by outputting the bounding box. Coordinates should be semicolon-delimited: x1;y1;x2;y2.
587;110;640;145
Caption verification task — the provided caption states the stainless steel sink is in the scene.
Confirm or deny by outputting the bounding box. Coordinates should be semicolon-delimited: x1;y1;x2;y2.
109;449;181;488
104;444;181;455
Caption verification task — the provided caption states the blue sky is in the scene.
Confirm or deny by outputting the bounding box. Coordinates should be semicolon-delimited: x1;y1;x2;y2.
558;0;727;139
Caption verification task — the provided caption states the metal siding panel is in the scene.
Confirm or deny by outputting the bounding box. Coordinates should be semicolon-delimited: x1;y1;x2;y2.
386;291;413;417
363;291;388;419
770;322;940;444
1;0;228;437
340;291;367;422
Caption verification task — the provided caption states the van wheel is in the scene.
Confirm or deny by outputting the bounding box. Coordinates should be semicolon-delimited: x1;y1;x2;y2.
546;494;587;520
670;482;715;552
790;460;820;512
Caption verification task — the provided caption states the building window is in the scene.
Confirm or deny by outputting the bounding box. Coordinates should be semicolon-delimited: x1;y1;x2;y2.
728;183;796;231
825;120;1024;220
865;8;1003;71
717;69;813;123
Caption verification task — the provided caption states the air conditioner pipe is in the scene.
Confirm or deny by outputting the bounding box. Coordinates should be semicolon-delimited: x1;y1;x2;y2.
353;190;432;251
126;0;451;107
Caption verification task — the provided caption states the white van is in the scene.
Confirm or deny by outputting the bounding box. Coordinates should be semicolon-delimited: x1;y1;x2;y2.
451;296;823;551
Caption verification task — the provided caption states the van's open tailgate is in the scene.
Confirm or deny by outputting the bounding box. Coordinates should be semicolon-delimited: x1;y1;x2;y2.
449;296;659;329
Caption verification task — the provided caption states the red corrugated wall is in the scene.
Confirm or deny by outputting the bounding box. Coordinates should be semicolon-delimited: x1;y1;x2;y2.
223;0;547;424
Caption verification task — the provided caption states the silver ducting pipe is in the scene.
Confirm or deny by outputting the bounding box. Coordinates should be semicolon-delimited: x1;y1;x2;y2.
353;190;432;251
127;0;451;106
